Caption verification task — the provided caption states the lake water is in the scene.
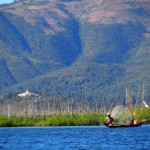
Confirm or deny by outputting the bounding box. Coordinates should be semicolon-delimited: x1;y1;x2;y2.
0;125;149;150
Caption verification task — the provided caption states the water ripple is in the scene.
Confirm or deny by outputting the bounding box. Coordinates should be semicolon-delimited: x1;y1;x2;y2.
0;125;149;150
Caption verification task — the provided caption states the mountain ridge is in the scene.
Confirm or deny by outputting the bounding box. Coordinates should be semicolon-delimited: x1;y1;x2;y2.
0;0;150;101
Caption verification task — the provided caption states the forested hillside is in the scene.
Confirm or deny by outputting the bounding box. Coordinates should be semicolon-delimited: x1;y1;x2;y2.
0;0;150;102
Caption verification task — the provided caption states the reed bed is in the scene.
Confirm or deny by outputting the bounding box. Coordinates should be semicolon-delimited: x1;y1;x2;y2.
0;107;149;127
0;113;106;127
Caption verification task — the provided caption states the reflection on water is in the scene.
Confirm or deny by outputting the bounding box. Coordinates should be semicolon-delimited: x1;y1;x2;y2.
0;125;150;150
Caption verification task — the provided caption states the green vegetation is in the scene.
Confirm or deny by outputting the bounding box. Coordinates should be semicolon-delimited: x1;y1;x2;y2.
134;107;150;123
0;113;105;127
0;0;150;101
0;107;149;127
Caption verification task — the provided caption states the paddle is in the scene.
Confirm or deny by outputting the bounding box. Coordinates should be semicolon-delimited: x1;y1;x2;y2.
140;118;150;123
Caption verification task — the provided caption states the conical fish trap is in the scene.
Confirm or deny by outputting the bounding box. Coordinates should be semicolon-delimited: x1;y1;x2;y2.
111;105;133;125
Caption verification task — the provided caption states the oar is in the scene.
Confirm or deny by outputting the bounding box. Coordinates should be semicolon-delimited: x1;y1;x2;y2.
140;118;150;123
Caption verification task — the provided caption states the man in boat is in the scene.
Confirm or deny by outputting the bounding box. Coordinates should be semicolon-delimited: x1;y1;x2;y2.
133;119;140;125
105;113;115;126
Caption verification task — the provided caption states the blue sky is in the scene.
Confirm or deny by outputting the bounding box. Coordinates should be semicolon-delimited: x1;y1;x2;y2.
0;0;14;4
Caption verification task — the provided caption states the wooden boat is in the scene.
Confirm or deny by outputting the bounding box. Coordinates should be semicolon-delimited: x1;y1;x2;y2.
104;122;142;128
103;87;148;129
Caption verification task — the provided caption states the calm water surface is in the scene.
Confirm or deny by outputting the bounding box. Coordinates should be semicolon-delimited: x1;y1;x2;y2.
0;125;149;150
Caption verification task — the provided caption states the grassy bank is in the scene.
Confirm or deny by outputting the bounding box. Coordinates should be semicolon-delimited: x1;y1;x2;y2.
0;113;106;127
0;107;150;127
134;107;150;123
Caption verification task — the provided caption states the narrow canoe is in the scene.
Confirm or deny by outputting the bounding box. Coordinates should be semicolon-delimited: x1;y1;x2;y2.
104;122;142;128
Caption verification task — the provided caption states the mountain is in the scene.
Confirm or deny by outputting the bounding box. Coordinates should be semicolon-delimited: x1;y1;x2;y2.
0;0;150;102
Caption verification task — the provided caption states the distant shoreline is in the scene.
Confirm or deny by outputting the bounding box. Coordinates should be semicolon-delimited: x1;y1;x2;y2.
0;112;150;127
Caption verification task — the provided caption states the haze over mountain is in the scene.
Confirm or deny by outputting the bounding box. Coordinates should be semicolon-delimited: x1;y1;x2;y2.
0;0;150;101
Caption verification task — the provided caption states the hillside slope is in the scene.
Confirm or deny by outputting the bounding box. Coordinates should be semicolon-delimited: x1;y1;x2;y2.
0;0;150;101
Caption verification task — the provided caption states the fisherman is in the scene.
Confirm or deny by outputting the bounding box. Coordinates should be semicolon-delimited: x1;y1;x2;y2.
133;119;139;125
105;113;115;126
